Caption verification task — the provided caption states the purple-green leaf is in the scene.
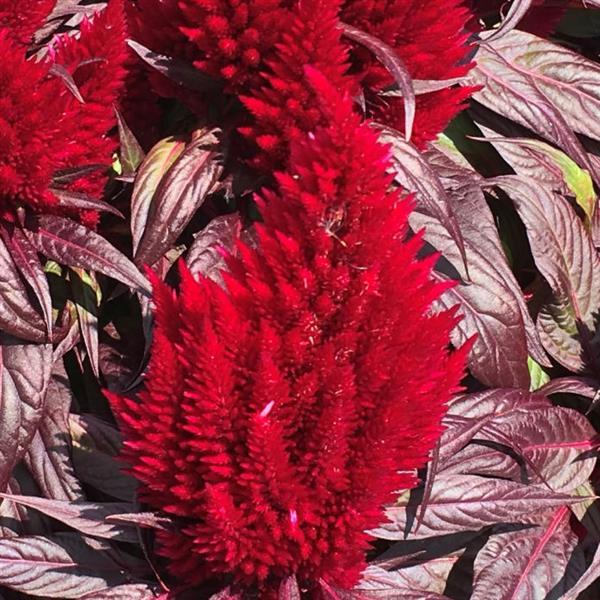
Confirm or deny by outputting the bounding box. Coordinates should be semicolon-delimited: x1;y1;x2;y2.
491;176;600;372
115;109;145;176
135;129;223;266
480;31;600;144
131;136;186;255
469;38;600;184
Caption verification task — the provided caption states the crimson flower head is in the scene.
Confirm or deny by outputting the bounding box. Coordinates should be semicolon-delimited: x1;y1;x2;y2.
240;0;355;169
110;68;467;596
0;0;127;224
341;0;477;147
0;0;55;46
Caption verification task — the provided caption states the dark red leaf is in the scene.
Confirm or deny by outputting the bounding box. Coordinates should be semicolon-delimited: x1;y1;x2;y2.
0;495;136;543
1;225;53;339
0;337;53;490
0;533;132;598
478;405;597;492
341;25;415;140
0;234;48;342
186;214;242;284
51;189;125;219
27;215;151;295
358;564;457;599
371;474;585;540
135;129;223;266
491;176;600;372
411;187;531;387
380;130;468;276
471;507;585;600
127;39;220;93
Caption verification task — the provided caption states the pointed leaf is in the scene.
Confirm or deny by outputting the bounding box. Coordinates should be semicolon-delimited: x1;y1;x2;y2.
0;226;53;339
70;269;101;378
186;214;242;284
359;564;458;598
380;131;468;276
472;507;585;600
0;336;53;490
24;368;83;501
481;31;600;144
491;176;600;372
27;216;150;295
0;533;132;598
484;0;534;41
0;234;47;342
475;135;596;222
115;109;145;176
478;405;597;492
426;147;549;367
135;129;223;266
279;576;301;600
0;495;136;543
80;584;159;599
371;474;585;540
342;25;415;141
51;189;124;219
411;186;531;387
128;39;220;93
469;38;600;184
131;136;186;255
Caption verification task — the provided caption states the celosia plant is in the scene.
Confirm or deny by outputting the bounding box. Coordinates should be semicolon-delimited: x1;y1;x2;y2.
125;0;475;157
110;69;468;595
1;1;600;600
0;0;127;225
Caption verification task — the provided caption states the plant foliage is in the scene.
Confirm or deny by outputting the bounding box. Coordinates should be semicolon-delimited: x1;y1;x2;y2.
1;0;600;599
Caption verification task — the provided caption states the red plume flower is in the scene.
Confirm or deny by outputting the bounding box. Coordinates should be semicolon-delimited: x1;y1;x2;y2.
0;0;55;46
178;0;292;91
109;68;467;595
239;0;354;169
340;0;476;147
0;0;127;225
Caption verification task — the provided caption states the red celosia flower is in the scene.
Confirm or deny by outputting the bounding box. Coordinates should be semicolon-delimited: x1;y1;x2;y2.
0;0;127;225
341;0;476;147
109;69;467;595
51;0;129;202
239;0;355;169
178;0;292;91
0;0;55;46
